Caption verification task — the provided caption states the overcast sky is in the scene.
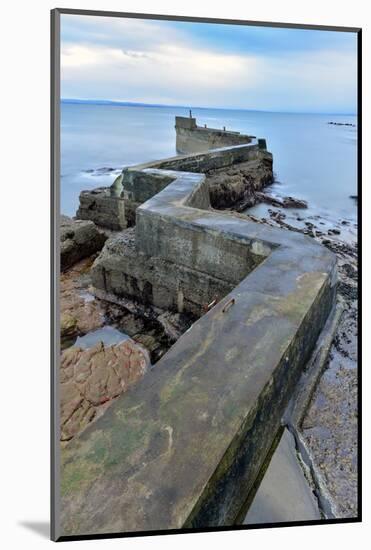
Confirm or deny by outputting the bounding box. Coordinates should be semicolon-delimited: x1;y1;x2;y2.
61;14;357;114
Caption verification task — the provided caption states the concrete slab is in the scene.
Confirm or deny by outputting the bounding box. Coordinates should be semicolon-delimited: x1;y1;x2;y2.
243;428;321;525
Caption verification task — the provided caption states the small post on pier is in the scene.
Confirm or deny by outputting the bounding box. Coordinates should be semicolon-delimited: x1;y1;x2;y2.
189;109;192;118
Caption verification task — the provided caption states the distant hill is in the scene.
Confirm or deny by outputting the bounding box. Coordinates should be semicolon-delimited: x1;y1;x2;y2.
61;98;188;109
60;99;356;116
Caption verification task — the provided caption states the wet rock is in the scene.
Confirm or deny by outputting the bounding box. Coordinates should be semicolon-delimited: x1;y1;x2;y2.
157;311;194;342
61;312;78;340
207;152;273;209
338;282;357;301
116;312;146;336
60;339;150;441
60;216;107;271
60;257;105;345
254;192;307;209
341;263;357;280
132;332;166;363
84;167;119;175
328;122;356;127
254;192;284;208
328;228;341;236
281;196;308;209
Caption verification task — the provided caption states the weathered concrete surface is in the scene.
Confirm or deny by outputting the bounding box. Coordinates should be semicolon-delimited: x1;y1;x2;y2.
76;187;128;231
175;116;253;154
122;170;175;204
60;154;337;536
145;141;261;174
60;339;150;442
60;216;107;271
91;229;235;316
91;167;272;316
60;264;335;535
243;428;321;524
75;141;265;230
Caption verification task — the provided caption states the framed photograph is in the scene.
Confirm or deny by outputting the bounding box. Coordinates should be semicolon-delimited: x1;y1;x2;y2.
51;8;361;541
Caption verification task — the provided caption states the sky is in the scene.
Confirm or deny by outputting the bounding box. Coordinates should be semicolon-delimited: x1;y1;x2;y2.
60;14;358;114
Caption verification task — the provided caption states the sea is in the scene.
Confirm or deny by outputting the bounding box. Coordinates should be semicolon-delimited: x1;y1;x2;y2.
61;102;357;234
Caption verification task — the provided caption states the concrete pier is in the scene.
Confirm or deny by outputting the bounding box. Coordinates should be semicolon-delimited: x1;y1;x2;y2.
60;141;337;537
175;116;254;154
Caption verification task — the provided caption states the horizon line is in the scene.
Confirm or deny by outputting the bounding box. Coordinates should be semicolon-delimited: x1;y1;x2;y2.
60;97;356;116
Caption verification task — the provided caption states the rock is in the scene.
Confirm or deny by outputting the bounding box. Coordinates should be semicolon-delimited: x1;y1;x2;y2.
131;331;171;363
328;122;356;127
255;192;284;208
254;192;307;209
328;228;341;236
337;282;357;302
60;257;105;345
60;312;78;339
60;339;150;441
117;312;146;337
84;167;117;175
207;151;273;209
157;311;194;342
341;263;357;280
60;217;107;271
281;196;308;209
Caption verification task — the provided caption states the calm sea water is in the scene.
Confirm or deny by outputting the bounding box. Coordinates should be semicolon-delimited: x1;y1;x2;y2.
61;102;357;226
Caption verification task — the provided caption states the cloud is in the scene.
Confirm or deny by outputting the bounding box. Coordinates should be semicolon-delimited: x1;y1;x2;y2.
60;14;357;113
61;14;190;53
61;41;261;107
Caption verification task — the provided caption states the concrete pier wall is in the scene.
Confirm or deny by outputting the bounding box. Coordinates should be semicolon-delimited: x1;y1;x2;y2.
175;116;253;154
60;149;337;537
76;141;262;231
76;187;127;231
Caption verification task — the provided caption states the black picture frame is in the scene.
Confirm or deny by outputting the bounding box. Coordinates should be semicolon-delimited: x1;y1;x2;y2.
51;8;362;542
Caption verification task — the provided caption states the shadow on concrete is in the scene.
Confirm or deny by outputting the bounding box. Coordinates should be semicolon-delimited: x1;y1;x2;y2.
18;521;49;539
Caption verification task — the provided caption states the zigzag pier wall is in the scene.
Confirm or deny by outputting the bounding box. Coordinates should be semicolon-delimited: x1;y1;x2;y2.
59;135;337;537
76;139;265;231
